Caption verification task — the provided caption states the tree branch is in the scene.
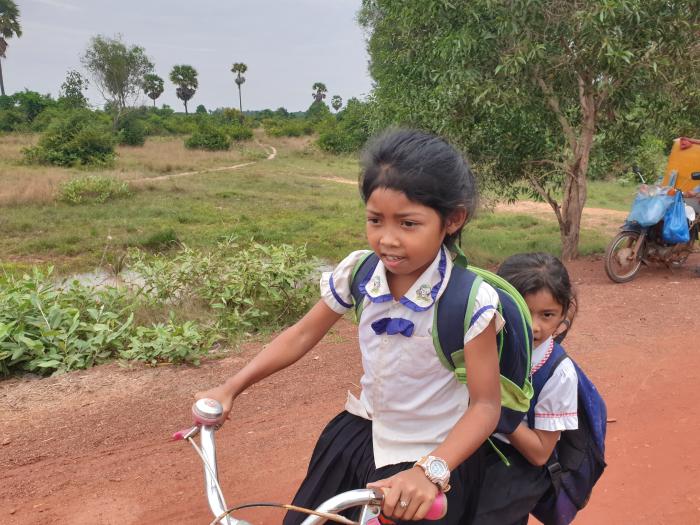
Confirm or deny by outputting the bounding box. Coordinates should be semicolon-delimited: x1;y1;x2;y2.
526;171;563;226
534;73;578;153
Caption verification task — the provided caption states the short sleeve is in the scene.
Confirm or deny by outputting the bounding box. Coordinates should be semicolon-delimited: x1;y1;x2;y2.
320;250;372;314
533;358;579;431
463;281;505;345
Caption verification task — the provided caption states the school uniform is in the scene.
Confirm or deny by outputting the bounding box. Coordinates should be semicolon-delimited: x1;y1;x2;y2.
283;246;504;525
473;337;578;525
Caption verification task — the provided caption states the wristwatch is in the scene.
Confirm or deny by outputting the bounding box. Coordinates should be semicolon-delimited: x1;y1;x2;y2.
414;455;451;492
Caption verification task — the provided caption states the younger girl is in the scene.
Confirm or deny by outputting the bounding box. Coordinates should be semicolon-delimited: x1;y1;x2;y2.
197;129;503;524
474;253;578;525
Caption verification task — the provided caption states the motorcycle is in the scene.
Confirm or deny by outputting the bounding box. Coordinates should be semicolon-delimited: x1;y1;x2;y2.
604;138;700;283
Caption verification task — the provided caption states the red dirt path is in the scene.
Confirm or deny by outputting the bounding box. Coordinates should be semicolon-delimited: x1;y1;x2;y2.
2;256;700;524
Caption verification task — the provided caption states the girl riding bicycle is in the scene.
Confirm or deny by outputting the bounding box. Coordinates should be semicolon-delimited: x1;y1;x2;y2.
197;129;502;524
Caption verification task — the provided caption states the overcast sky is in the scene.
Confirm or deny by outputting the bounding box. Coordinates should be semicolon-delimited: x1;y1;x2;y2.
6;0;373;112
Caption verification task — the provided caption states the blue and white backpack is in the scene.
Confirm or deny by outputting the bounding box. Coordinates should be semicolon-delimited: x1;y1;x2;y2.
528;342;607;525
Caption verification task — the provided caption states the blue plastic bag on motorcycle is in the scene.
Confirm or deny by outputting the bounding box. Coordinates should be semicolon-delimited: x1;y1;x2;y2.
662;191;690;244
627;193;673;227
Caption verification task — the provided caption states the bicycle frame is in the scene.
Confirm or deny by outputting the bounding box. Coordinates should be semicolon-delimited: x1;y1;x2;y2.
175;399;446;524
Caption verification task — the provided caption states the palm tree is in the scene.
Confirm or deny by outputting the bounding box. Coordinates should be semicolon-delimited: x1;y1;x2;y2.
142;73;164;107
169;65;198;114
331;95;342;112
0;0;22;97
312;82;327;103
231;62;247;120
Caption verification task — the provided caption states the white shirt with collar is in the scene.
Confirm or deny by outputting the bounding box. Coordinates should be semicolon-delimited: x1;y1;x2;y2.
529;337;578;431
320;246;504;468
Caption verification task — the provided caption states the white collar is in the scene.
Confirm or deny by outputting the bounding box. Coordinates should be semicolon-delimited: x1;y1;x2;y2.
359;246;448;312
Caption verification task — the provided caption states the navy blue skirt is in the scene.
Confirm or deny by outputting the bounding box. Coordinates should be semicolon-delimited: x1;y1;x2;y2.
283;411;487;525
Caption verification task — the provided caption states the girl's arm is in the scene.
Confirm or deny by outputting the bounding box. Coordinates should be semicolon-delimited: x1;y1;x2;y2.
195;300;343;421
507;424;561;467
368;318;501;521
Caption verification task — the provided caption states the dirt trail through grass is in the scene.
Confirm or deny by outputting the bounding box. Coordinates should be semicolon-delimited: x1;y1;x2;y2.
132;139;277;183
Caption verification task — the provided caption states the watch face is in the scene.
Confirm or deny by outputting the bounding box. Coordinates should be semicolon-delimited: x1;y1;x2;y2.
428;459;448;477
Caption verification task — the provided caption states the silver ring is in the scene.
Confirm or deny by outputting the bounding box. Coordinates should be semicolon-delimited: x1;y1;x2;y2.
399;500;409;509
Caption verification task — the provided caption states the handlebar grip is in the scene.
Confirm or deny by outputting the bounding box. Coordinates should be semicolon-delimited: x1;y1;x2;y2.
192;398;224;426
425;492;447;520
369;490;447;523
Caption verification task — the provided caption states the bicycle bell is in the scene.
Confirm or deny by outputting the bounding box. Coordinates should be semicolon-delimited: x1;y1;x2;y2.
192;398;223;426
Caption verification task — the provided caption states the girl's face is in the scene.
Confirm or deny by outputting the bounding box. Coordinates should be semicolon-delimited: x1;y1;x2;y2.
365;188;462;284
524;289;565;348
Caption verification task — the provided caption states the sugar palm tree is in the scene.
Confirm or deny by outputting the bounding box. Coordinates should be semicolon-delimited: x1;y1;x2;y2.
0;0;22;97
312;82;327;103
142;73;164;107
170;64;198;114
331;95;342;112
231;62;247;120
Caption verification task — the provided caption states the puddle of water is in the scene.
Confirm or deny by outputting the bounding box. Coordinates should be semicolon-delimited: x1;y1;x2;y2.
60;269;145;290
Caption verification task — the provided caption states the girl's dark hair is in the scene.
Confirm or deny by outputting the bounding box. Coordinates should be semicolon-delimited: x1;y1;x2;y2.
497;252;575;314
358;128;478;249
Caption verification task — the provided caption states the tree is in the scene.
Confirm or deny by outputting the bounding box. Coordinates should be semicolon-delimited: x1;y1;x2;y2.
59;69;89;108
231;62;247;121
142;73;164;107
0;0;22;97
170;64;198;114
360;0;700;259
331;95;342;112
195;104;207;114
82;34;153;126
311;82;327;103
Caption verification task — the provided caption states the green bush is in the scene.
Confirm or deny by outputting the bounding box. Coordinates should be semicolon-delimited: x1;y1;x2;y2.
228;123;253;141
318;98;372;154
185;124;231;150
58;176;132;205
128;240;317;334
118;115;147;146
263;117;314;137
0;268;135;375
121;319;217;366
24;111;116;167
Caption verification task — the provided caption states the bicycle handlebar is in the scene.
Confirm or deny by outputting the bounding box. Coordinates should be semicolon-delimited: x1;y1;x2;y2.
176;399;447;524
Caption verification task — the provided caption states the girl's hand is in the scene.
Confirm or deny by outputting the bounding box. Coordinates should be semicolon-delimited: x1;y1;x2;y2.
194;383;237;425
367;466;438;521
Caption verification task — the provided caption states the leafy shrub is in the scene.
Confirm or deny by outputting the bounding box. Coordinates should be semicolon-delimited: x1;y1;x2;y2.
0;268;135;375
128;240;317;334
24;111;116;167
228;123;253;141
118;115;147;146
185;124;231;150
121;319;217;365
58;176;131;204
263;117;314;137
318;98;372;154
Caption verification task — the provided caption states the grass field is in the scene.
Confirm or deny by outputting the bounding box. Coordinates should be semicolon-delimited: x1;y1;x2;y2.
0;132;633;275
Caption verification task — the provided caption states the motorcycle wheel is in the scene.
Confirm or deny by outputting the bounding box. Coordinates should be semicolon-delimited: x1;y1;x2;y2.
604;231;644;283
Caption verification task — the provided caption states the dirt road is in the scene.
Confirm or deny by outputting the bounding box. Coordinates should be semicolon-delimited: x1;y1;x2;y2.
2;256;700;524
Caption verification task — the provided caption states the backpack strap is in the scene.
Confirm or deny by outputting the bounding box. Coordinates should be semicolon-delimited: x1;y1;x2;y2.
432;264;480;382
349;251;378;320
527;343;568;428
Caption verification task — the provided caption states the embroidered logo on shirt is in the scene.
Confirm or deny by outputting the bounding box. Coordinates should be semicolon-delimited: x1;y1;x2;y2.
415;284;432;303
369;275;382;294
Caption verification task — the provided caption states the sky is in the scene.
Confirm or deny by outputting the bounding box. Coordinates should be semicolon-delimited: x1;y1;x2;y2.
5;0;373;112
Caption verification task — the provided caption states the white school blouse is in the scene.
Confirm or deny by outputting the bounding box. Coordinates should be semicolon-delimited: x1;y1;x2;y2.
529;337;578;431
320;246;504;468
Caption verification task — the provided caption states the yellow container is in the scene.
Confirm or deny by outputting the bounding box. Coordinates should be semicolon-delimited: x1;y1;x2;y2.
661;138;700;192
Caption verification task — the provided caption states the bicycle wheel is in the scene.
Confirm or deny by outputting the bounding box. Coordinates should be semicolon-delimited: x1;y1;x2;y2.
604;231;644;283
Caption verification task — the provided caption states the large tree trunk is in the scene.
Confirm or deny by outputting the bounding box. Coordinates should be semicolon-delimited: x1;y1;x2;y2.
0;59;5;97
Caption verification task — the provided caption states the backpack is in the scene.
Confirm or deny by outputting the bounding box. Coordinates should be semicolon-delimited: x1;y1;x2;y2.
527;342;607;525
349;251;534;435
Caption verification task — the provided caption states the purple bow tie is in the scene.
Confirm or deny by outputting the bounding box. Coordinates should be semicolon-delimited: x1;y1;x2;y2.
371;317;415;337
